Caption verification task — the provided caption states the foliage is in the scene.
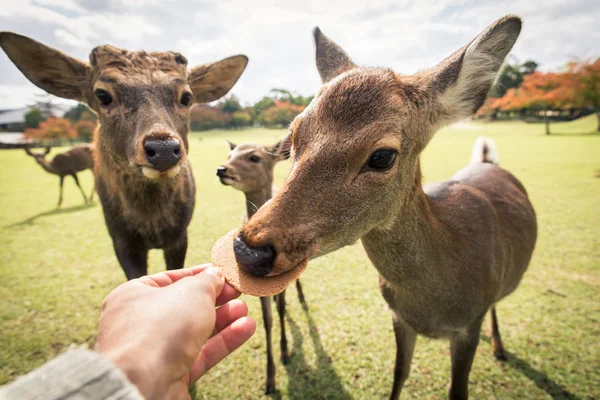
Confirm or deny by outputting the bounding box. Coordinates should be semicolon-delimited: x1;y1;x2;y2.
221;95;243;114
64;103;97;124
189;105;232;131
489;60;538;98
230;110;252;128
74;120;97;142
24;107;44;129
24;118;77;140
261;100;305;127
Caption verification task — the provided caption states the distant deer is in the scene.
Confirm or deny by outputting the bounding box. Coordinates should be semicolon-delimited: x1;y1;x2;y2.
217;136;305;394
25;144;94;206
230;15;537;399
1;32;248;279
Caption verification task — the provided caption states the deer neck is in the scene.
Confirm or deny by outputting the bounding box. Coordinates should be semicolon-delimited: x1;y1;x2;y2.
361;164;456;291
35;158;58;175
245;185;273;219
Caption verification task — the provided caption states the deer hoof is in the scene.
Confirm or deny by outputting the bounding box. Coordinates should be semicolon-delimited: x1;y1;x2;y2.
265;383;276;395
494;349;508;361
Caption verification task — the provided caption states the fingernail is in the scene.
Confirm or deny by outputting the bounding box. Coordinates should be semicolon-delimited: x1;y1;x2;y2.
204;267;223;279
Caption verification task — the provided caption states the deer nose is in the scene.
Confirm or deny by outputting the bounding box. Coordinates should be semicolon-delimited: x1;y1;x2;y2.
233;234;275;277
216;166;228;177
144;138;181;171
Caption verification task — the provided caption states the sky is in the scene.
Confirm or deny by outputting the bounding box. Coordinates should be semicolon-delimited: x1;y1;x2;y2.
0;0;599;109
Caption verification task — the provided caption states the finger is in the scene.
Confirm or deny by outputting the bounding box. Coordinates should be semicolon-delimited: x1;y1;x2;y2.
189;316;256;382
139;264;213;288
216;283;241;307
175;267;225;303
212;299;248;336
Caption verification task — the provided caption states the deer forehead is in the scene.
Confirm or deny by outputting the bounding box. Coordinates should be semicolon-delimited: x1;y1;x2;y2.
90;45;188;80
292;68;409;154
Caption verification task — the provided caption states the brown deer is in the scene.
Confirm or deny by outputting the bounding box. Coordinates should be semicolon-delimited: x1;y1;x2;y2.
24;144;94;206
230;15;537;399
1;32;248;280
216;137;305;394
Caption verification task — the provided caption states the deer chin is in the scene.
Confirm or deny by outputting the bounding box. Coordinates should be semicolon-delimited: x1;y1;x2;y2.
141;165;181;180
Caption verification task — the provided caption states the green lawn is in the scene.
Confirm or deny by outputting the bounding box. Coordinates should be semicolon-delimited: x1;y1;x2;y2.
0;115;598;399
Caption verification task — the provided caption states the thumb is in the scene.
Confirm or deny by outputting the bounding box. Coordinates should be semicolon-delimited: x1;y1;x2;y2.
178;267;226;303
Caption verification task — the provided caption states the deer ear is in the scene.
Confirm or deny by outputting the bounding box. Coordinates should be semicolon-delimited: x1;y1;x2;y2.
429;15;521;124
189;55;248;104
268;134;293;161
226;140;237;150
0;32;89;102
313;27;356;83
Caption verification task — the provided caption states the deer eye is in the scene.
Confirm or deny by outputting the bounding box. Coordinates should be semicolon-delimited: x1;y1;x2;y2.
180;92;193;107
249;155;261;163
367;149;397;171
94;89;113;106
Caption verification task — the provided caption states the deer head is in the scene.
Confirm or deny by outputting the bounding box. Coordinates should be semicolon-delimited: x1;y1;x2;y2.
233;16;521;277
216;136;292;194
24;146;51;162
1;33;248;180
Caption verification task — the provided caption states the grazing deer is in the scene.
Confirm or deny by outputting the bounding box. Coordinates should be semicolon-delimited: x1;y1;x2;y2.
217;137;305;394
25;144;94;206
230;15;537;399
1;32;248;279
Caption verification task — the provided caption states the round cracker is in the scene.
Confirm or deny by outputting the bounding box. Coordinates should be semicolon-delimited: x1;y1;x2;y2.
211;229;308;297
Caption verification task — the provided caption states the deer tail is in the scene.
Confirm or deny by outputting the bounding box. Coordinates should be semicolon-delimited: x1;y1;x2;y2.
471;136;499;165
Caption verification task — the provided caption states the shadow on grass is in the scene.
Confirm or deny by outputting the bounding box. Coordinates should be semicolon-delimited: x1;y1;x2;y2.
272;304;352;400
4;203;96;228
545;131;600;137
480;335;581;400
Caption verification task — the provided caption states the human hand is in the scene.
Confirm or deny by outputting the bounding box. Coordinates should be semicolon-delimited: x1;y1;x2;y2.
96;264;256;400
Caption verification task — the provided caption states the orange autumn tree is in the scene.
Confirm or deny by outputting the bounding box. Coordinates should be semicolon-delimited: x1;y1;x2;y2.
24;118;77;140
261;100;305;127
572;58;600;131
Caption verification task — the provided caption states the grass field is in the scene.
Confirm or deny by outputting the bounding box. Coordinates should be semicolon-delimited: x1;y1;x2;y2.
0;115;598;399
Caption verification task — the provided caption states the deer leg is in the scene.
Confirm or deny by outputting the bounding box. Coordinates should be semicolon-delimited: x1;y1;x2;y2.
490;306;507;361
57;176;64;207
114;240;148;280
276;289;289;364
71;174;87;204
295;279;306;304
164;234;187;270
260;296;276;394
88;180;96;203
389;316;417;400
448;317;484;400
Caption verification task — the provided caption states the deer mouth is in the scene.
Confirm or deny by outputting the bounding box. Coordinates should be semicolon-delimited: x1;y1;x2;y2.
218;175;237;185
141;165;181;180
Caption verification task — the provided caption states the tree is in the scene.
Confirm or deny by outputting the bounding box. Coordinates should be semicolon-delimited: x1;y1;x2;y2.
573;59;600;131
74;120;97;141
221;95;242;114
64;103;97;123
231;110;252;128
261;101;305;127
24;118;77;140
24;107;44;129
489;60;538;98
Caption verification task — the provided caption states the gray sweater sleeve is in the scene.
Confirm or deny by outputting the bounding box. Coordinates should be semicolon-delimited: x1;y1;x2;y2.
0;349;143;400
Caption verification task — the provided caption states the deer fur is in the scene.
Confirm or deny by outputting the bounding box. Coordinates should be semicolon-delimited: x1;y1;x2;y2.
236;15;537;399
217;137;304;394
1;32;248;279
25;144;94;206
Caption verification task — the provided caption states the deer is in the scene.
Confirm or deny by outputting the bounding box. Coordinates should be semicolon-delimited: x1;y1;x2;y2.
228;15;537;399
216;137;305;394
1;32;248;280
24;144;94;207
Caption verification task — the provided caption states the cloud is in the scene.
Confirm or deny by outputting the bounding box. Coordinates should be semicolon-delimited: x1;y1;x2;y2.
0;0;599;109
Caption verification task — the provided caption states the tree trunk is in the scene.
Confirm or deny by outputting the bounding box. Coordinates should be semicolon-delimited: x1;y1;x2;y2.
545;112;550;135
